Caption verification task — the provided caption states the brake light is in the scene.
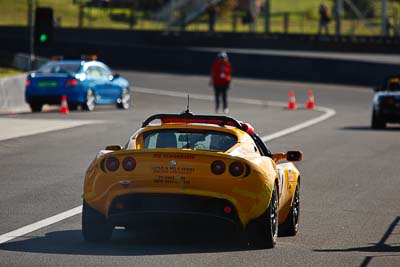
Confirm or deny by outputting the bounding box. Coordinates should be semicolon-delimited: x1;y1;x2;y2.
229;162;244;177
106;157;119;172
66;78;78;87
115;202;124;209
122;157;136;171
239;121;255;135
26;79;31;87
211;160;225;175
223;206;232;214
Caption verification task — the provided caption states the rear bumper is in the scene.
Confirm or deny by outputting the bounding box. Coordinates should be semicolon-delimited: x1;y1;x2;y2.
25;88;84;104
107;193;243;231
26;95;81;105
376;109;400;122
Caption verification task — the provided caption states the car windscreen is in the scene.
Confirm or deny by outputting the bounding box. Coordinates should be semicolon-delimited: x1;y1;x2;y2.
143;130;237;151
37;62;81;74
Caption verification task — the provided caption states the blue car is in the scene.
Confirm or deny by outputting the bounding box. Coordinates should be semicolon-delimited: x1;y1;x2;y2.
25;59;131;112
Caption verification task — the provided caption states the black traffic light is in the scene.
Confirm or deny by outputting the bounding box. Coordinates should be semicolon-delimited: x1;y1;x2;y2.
35;7;53;47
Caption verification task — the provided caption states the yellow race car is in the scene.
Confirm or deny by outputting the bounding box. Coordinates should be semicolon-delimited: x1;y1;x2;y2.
82;111;302;248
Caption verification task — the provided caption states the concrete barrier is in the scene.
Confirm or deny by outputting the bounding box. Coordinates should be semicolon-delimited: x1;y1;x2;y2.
0;52;50;114
0;74;30;114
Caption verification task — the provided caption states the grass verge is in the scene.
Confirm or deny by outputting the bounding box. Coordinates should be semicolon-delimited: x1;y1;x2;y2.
0;67;22;78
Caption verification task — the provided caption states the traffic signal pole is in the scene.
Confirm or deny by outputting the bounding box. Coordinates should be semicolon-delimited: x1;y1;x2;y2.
334;0;342;36
264;0;270;33
249;0;256;32
382;0;388;35
28;0;35;71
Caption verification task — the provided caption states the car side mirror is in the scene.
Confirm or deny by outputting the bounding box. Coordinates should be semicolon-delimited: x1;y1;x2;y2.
105;145;122;151
286;151;302;162
272;151;302;163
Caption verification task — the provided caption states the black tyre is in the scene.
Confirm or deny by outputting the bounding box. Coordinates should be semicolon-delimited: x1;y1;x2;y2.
279;182;300;236
29;103;42;112
82;201;113;242
82;89;95;111
68;103;78;111
117;88;131;110
247;183;279;249
372;111;385;129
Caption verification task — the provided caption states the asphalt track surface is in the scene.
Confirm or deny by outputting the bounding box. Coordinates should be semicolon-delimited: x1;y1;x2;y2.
0;71;399;266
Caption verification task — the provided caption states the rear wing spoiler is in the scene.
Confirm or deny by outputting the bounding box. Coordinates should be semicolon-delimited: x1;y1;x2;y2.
142;111;254;135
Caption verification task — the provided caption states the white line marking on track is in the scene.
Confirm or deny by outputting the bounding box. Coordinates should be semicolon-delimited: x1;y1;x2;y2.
261;106;336;142
0;86;336;244
0;118;99;142
0;206;82;244
132;86;336;141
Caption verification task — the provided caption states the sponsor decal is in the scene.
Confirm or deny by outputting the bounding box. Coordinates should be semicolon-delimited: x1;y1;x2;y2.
152;166;194;174
153;175;190;186
153;153;195;160
287;168;295;181
38;81;57;87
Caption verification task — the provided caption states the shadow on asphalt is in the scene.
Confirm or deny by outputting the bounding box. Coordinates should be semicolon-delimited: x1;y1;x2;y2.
314;216;400;266
0;229;256;256
341;126;400;131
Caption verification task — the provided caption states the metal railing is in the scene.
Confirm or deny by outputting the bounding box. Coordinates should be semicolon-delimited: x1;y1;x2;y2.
1;1;399;37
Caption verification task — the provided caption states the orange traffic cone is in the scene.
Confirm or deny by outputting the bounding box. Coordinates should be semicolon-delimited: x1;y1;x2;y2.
306;90;315;109
59;95;70;114
288;90;297;110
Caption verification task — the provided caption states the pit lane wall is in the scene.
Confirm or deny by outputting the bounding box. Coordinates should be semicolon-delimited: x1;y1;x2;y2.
1;27;399;87
0;53;48;114
0;74;29;114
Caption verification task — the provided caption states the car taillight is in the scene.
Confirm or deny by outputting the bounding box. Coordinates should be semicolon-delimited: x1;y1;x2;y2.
106;157;119;172
26;79;31;87
229;162;244;177
122;157;136;171
211;160;225;175
66;78;78;87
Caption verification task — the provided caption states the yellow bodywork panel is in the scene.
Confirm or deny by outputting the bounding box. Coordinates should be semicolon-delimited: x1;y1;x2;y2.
83;123;300;228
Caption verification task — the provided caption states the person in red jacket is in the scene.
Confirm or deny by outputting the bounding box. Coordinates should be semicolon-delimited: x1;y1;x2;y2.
210;51;232;113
